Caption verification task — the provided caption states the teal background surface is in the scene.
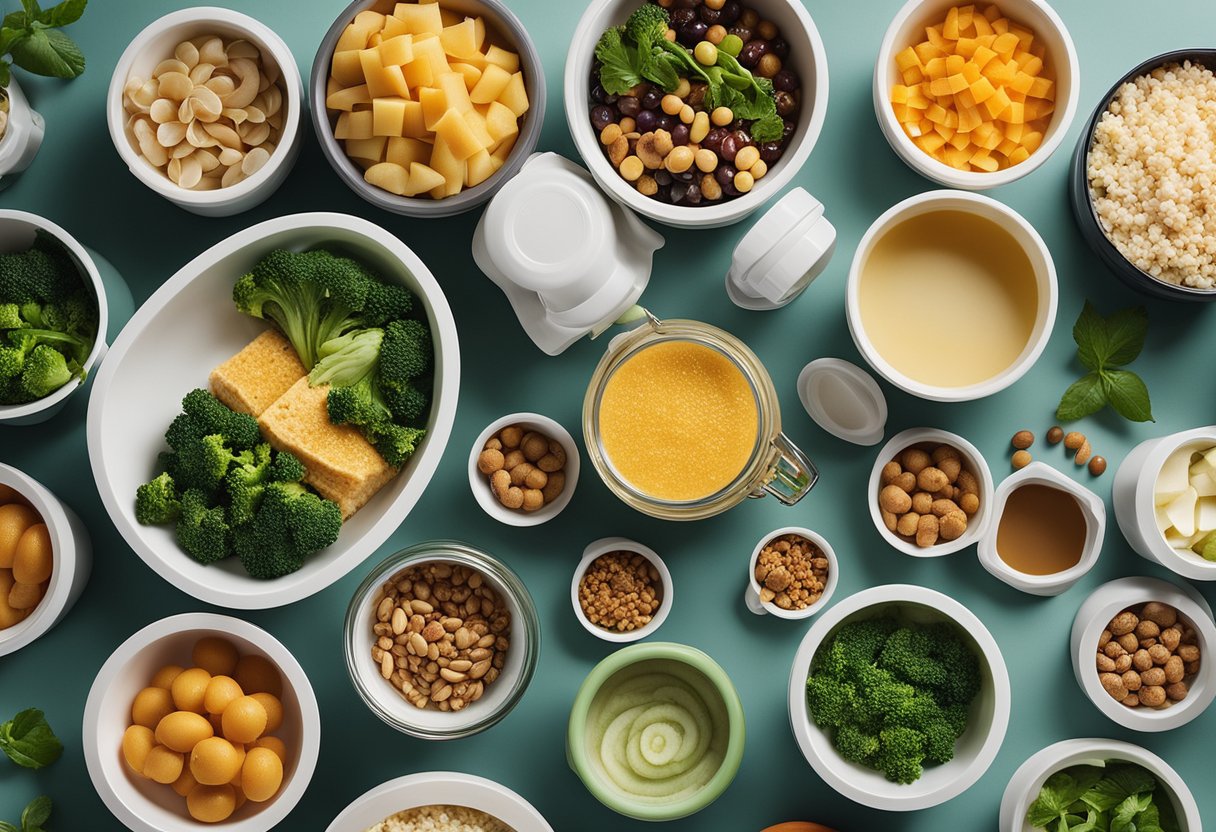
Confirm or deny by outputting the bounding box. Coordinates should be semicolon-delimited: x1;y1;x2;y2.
2;0;1215;829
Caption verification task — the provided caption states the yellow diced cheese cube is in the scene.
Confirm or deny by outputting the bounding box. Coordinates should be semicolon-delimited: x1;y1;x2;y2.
331;50;365;87
490;133;517;163
462;109;493;148
428;138;465;197
470;63;512;105
345;135;388;162
498;71;529;117
387;136;431;168
484;100;519;144
360;49;410;99
379;35;414;67
943;6;960;39
895;46;921;72
419;86;449;130
394;2;443;35
406;162;447;196
327;84;372;112
433;108;484;160
465;148;498;187
945;54;965;75
335;109;374;140
364;161;411;195
484;45;520;73
1009;70;1034;95
373;97;408;136
1028;76;1054;100
969;76;996;103
440;17;480;60
437;71;473;113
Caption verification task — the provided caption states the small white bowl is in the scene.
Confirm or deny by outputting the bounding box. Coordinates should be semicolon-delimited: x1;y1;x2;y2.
564;0;829;229
468;412;580;527
847;190;1058;402
787;584;1011;811
0;77;45;183
999;738;1202;832
1070;576;1216;732
106;7;303;216
83;613;320;832
867;427;995;558
0;463;91;657
0;210;109;425
1114;426;1216;581
873;0;1080;189
744;526;838;620
977;461;1106;596
571;536;672;643
326;771;554;832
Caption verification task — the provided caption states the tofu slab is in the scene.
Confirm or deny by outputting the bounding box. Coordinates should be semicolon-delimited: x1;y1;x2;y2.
210;330;307;417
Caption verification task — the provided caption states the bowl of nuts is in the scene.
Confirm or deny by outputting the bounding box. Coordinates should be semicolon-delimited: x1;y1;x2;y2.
343;541;540;740
469;412;580;526
745;527;837;620
1070;576;1216;732
868;428;994;558
571;536;672;643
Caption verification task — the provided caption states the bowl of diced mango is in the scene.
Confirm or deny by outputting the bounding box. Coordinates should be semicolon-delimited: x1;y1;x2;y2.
310;0;545;217
873;0;1079;189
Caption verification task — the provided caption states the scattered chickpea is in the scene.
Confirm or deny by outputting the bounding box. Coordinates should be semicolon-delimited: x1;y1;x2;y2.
878;443;981;548
665;146;695;173
1047;426;1065;445
1088;456;1108;477
618;116;636;134
690;111;710;143
1011;430;1034;450
620;156;644;181
1064;431;1086;450
750;159;768;179
1012;450;1032;469
678;104;695;124
734;145;760;172
673;78;691;99
694;41;719;66
710;106;734;126
600;123;623;145
660;94;684;116
756;53;782;78
695;148;718;173
734;170;755;193
700;173;723;200
479;423;567;513
705;24;727;44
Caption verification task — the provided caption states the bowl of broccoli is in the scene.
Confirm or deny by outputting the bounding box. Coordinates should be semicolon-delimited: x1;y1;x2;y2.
786;583;1011;812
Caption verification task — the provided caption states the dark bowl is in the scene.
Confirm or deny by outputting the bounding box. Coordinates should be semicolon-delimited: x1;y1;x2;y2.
1069;48;1216;302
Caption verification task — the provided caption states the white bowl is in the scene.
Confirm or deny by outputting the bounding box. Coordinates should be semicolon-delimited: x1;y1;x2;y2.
1070;576;1216;732
0;210;109;425
570;536;672;643
83;612;320;832
0;463;91;657
847;190;1058;402
326;771;553;832
873;0;1080;189
0;77;45;183
564;0;829;228
999;738;1202;832
86;212;460;609
1114;426;1216;581
977;461;1106;596
467;412;580;527
744;526;838;620
106;7;303;217
788;584;1010;811
867;427;995;558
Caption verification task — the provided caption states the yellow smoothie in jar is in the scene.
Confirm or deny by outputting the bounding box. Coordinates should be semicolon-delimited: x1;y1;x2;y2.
597;340;759;502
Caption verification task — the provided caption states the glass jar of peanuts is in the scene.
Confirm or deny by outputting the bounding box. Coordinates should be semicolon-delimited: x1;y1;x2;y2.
343;541;539;740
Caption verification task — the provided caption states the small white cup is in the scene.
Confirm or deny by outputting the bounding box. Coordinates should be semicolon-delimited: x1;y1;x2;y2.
468;412;580;527
571;537;672;643
0;77;45;185
744;526;838;620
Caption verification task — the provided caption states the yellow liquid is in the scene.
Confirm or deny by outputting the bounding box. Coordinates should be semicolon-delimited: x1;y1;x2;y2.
598;341;759;502
859;210;1039;388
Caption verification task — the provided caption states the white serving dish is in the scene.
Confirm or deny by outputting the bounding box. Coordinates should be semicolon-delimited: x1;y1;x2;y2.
999;738;1202;832
977;461;1106;596
847;190;1057;402
0;77;45;185
563;0;829;228
0;463;91;657
873;0;1080;189
1070;576;1216;732
571;536;672;643
106;7;303;216
787;584;1011;811
326;771;553;832
1114;426;1216;581
468;411;580;527
83;613;320;832
744;526;838;620
85;212;459;609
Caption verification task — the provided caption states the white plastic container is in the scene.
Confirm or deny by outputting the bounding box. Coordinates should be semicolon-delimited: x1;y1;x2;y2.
468;411;580;527
873;0;1080;189
744;526;838;620
571;536;672;643
796;358;887;446
1071;576;1216;732
106;7;303;216
0;463;91;657
0;78;45;185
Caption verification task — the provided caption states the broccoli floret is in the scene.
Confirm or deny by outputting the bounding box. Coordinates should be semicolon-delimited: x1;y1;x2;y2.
0;303;24;329
181;388;261;449
8;326;90;368
806;675;855;728
878;626;948;690
378;319;431;424
812;616;898;678
0;345;24;383
361;281;414;325
18;344;74;399
223;443;273;526
309;328;383;388
175;433;253;494
176;489;231;564
366;421;426;467
233;482;341;579
855;665;918;717
921;720;958;765
878;727;925;784
0;242;74;305
833;723;880;765
268;449;306;483
135;472;182;525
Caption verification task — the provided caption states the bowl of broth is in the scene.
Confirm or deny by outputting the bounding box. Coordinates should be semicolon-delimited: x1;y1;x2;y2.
846;190;1058;402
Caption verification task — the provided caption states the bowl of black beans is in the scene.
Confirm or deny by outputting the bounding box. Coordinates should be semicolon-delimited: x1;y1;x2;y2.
564;0;829;228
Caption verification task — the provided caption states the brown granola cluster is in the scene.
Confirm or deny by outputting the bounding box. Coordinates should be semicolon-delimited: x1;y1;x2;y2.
754;533;829;610
578;551;663;633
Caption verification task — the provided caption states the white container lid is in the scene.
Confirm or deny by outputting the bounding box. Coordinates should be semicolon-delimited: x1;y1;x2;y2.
725;187;836;310
797;358;887;446
473;152;664;355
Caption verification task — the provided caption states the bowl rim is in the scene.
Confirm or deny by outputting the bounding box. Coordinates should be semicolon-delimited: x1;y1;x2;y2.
466;411;580;526
746;525;839;619
569;536;673;643
82;612;321;832
846;189;1058;402
84;211;460;609
786;583;1011;812
308;0;547;217
1131;429;1216;579
562;0;830;227
872;0;1081;190
105;6;303;207
566;641;746;821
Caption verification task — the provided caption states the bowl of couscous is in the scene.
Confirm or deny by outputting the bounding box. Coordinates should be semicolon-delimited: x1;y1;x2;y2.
1070;49;1216;302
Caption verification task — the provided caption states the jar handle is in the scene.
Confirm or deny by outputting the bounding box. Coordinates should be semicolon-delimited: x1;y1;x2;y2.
758;432;818;505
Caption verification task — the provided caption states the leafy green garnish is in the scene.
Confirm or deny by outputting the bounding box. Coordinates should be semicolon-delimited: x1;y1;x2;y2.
1026;763;1181;832
0;709;63;770
1056;302;1154;423
0;0;88;88
0;794;52;832
594;27;642;96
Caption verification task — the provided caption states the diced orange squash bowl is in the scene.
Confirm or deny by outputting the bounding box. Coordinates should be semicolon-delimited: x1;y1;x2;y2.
873;0;1079;189
310;0;545;217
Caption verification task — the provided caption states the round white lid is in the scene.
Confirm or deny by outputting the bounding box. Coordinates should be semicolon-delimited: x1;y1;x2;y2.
726;187;836;310
797;358;888;446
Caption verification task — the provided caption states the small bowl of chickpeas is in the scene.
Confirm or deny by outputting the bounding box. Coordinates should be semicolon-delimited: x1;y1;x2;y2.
468;412;580;527
83;612;320;832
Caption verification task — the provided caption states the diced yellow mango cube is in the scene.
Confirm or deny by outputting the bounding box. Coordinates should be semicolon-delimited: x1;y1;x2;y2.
387;136;431;168
450;62;482;91
484;100;519;143
1010;24;1034;50
992;31;1019;60
996;137;1018;157
465;148;498;187
961;61;981;83
972;45;997;69
969;76;996;104
416;35;452;81
419;86;449;130
1004;121;1025;142
484;45;520;73
915;132;948;154
436;71;473;114
983;86;1011;119
470;63;512;105
428;138;465;197
926;57;947;79
972;14;992;36
890;84;911;105
1008;146;1030;164
462;109;493;148
1028;76;1054;100
933;120;954;140
394;2;443;35
983;4;1002;22
943;145;973;168
335;109;374;140
1024;99;1054;121
895;46;921;71
331;50;365;87
926;102;948;124
498;71;529;117
958;105;984;133
381;15;410;39
346;135;388;162
1018;54;1044;77
379;35;414;67
440;18;480;60
945;54;965;75
1021;130;1043;153
948;130;971;150
955;87;977;109
970;148;999;171
955;37;979;58
943;6;960;39
914;41;944;64
902;66;925;85
364;161;411;195
404;162;447;196
433;108;484;160
958;4;975;29
997;100;1024;123
373;97;408;136
327;84;372;112
490;133;517;163
906;88;930;109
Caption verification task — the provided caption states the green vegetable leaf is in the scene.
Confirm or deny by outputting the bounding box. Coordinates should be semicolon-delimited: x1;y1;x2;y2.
20;796;51;831
1136;801;1165;832
39;0;85;27
1029;771;1094;826
639;48;679;92
1073;301;1110;372
1110;793;1152;832
1102;306;1149;367
1057;372;1106;421
750;111;784;142
0;822;17;832
595;27;642;95
0;26;26;55
1101;369;1154;422
0;709;63;769
2;10;26;29
20;0;40;22
0;58;11;88
1082;764;1157;812
9;25;83;77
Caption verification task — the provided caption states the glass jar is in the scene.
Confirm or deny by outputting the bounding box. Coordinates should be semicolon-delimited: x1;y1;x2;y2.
583;314;818;520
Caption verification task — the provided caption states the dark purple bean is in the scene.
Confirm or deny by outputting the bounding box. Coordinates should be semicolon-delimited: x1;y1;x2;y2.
683;182;702;205
655;169;672;186
641;89;663;110
671;8;696;26
738;40;767;68
731;128;753;147
673;169;695;182
604;92;619;105
590;105;615;131
722;180;740;197
687;82;708;108
676;0;700;8
702;127;728;153
719;133;739;161
728;25;752;42
669;181;689;203
656;184;671;201
715;164;738;186
656;114;676;132
782;119;796;141
617;95;640;118
759;141;784;163
773;69;799;93
635;109;659;133
679;20;709;45
699;6;721;24
769;38;790;60
720;1;742;25
591;84;609;104
775;91;797;117
670;124;690;146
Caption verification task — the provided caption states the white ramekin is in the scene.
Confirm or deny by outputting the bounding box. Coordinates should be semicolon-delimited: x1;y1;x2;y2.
106;7;303;216
0;77;45;182
847;190;1057;402
468;412;580;527
744;526;838;620
326;772;553;832
873;0;1080;189
83;613;320;832
571;536;672;643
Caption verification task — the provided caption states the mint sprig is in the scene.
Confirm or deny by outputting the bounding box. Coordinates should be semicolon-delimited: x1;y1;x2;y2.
0;0;87;88
1056;302;1154;423
0;709;62;770
0;795;52;832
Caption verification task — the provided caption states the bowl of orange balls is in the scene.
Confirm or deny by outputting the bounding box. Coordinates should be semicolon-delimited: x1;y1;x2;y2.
82;612;320;832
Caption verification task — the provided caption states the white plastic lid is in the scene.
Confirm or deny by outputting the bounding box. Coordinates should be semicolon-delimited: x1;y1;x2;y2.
726;187;836;310
797;358;887;446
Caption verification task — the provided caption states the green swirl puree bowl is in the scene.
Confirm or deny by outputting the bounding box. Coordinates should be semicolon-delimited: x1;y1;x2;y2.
566;642;746;821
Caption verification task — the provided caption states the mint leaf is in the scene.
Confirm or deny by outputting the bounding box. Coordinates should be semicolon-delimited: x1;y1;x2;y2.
20;796;50;830
750;111;784;142
9;25;82;78
1101;369;1154;422
1028;769;1101;827
0;59;10;88
639;49;679;92
1057;372;1106;421
2;11;26;28
0;823;17;832
39;0;85;27
1103;306;1149;366
0;709;63;769
595;27;642;95
20;0;41;21
1073;301;1109;372
0;27;26;55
